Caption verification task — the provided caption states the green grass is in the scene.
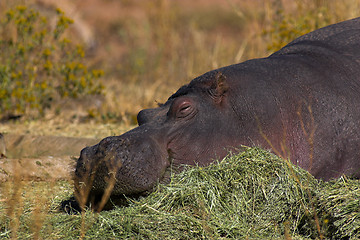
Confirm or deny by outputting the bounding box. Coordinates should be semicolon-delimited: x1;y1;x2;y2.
1;147;359;239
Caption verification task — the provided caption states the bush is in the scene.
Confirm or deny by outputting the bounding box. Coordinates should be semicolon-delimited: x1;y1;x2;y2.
0;6;104;118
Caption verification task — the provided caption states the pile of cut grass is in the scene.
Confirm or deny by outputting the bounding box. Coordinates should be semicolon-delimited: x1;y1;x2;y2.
318;177;360;239
1;147;360;239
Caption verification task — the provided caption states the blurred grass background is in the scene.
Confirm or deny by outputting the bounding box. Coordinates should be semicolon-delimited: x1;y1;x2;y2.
1;0;359;127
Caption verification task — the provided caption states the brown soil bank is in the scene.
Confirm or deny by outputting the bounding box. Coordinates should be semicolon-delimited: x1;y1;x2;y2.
0;134;99;181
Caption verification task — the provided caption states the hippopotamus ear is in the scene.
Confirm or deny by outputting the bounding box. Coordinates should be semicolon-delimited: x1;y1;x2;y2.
209;72;229;103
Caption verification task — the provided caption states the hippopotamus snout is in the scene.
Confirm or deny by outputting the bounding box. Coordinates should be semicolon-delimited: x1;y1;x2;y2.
74;131;170;203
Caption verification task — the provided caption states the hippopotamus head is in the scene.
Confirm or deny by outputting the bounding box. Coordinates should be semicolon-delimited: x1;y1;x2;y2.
74;71;251;208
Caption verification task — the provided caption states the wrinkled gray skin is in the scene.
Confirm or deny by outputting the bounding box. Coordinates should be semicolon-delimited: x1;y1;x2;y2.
75;18;360;204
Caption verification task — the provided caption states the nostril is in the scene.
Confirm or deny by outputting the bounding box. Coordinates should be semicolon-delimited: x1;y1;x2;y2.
76;147;92;175
99;136;114;146
79;146;90;159
77;144;100;169
137;110;148;126
137;108;158;126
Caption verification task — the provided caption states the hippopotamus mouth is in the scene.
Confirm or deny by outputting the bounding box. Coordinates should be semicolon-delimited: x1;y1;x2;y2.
74;125;172;209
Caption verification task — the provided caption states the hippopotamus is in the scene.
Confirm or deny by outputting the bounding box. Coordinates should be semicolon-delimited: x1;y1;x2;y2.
74;17;360;209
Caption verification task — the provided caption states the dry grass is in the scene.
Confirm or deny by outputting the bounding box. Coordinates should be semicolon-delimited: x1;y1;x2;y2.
94;0;360;119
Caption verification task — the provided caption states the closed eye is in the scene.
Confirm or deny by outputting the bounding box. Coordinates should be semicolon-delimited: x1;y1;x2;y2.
177;103;192;118
168;97;196;119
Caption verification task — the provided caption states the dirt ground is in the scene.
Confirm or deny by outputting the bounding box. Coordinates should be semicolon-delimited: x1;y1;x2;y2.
0;120;134;139
0;121;135;181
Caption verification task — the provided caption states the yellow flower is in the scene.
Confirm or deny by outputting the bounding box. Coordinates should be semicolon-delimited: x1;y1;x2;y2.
92;69;104;78
6;10;14;21
41;82;47;89
69;73;76;80
16;5;27;13
17;45;25;56
80;77;86;87
76;45;85;58
11;72;17;79
77;63;85;70
43;48;51;58
67;62;77;71
44;60;53;71
61;38;71;44
56;8;64;15
40;16;47;24
0;89;7;99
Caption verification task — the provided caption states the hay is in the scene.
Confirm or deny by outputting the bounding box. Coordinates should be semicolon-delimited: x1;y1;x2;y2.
318;177;360;239
1;147;360;239
71;147;321;239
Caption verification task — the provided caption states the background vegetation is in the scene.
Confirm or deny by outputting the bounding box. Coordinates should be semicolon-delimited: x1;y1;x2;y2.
0;5;103;120
1;0;360;239
1;0;359;123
